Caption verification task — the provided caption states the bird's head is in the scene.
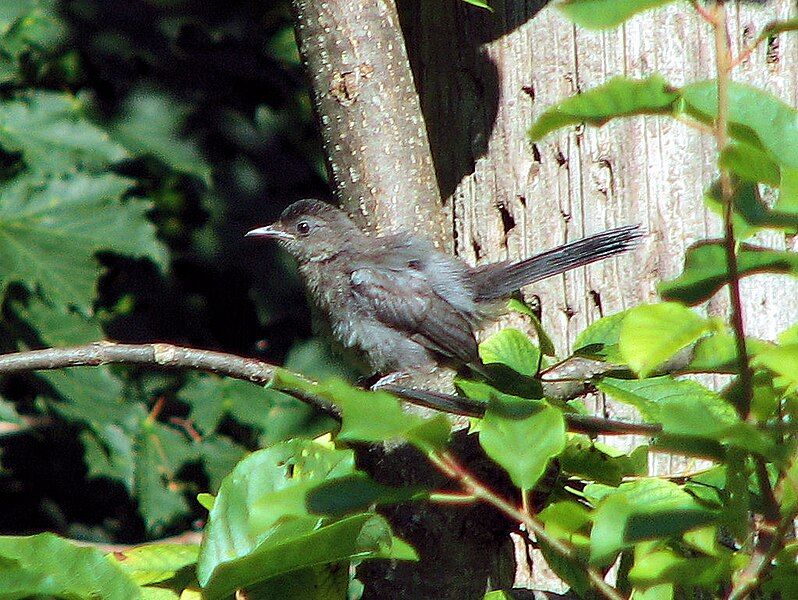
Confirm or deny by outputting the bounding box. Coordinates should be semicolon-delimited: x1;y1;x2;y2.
246;199;362;263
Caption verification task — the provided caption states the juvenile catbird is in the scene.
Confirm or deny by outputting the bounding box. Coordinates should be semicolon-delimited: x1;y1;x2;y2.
247;199;640;387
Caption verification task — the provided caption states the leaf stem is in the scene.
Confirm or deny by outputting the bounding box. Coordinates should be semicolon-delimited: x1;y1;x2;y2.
711;2;754;420
429;451;625;600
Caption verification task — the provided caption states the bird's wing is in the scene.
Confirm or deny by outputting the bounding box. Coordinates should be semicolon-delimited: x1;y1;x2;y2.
349;265;479;365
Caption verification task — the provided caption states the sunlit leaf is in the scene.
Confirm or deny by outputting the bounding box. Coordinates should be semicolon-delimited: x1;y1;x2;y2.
479;328;541;377
112;543;199;586
480;396;565;489
507;298;556;355
573;309;630;363
618;303;710;377
197;440;415;598
0;532;139;599
556;0;676;29
659;241;798;305
720;143;780;187
272;372;451;450
529;76;678;141
682;81;798;169
590;479;718;566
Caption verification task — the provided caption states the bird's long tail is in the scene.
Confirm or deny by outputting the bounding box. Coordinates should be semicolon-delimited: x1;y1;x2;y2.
472;224;643;301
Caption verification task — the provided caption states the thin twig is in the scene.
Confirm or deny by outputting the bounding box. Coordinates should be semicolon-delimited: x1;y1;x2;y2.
429;451;625;600
691;0;717;25
711;3;755;419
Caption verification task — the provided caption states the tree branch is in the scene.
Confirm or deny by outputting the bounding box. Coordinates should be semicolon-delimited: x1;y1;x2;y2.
0;342;663;438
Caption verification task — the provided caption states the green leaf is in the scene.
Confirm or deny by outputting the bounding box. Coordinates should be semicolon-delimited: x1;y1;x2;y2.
556;0;676;29
686;332;769;374
529;76;678;141
479;328;541;377
682;81;798;169
0;0;65;84
461;0;493;9
178;373;317;444
507;298;556;355
0;532;140;599
560;436;648;486
196;435;249;493
720;143;781;187
659;241;798;305
479;396;565;489
629;545;732;588
573;309;631;363
590;479;718;566
618;303;710;377
778;167;798;220
272;372;451;450
305;473;426;517
703;178;798;238
597;376;774;455
111;87;212;183
135;422;194;533
0;173;167;311
753;344;798;392
197;440;415;598
538;501;593;595
0;91;128;173
112;543;199;586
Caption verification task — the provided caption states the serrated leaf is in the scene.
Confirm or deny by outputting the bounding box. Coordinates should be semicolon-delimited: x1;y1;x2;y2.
479;396;565;489
618;303;710;377
590;479;718;566
111;88;212;183
479;328;541;376
196;435;249;493
659;241;798;305
178;373;317;444
529;76;678;141
556;0;676;29
0;532;140;599
136;422;195;534
0;92;128;173
0;173;167;311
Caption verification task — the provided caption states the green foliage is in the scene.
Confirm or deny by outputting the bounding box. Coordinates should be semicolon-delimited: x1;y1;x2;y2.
555;0;677;30
480;395;565;489
0;532;140;599
197;439;416;599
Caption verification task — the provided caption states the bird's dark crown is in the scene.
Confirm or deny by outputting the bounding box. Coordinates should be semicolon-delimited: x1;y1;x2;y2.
280;199;342;222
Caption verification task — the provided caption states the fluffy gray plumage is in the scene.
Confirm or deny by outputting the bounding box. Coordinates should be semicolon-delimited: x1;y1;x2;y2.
247;200;641;376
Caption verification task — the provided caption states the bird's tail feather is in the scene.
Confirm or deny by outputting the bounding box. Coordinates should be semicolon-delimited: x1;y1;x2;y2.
473;224;643;301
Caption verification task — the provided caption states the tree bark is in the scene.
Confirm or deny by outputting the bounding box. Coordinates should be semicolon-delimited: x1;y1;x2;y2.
290;0;449;249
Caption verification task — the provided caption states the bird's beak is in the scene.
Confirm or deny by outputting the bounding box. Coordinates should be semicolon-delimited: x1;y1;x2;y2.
245;225;295;241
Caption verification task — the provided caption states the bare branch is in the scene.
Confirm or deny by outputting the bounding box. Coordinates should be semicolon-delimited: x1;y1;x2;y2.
0;342;664;438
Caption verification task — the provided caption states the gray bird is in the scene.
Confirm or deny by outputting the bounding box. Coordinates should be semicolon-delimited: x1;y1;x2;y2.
247;199;640;387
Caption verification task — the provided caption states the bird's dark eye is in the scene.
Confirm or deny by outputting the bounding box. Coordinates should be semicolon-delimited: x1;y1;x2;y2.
296;221;311;235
